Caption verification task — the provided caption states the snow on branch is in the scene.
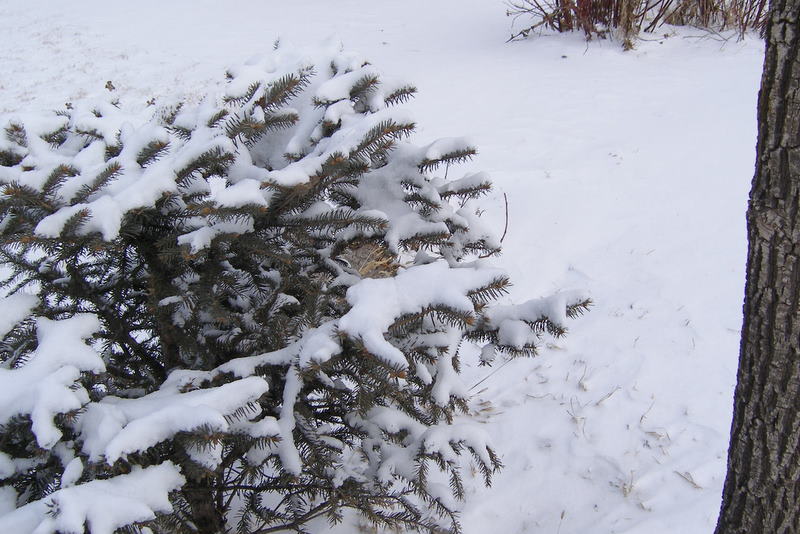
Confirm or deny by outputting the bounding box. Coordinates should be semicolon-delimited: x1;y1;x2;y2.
0;463;184;534
0;315;103;449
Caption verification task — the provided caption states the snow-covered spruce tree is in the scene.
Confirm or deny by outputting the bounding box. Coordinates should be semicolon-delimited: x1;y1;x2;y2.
0;44;588;534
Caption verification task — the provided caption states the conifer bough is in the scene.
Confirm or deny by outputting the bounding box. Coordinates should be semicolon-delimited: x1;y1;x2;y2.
0;43;589;534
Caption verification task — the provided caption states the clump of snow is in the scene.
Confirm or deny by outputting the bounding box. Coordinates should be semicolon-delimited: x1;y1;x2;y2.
59;458;83;489
78;375;269;463
315;65;381;103
339;261;503;368
0;463;184;534
0;315;103;449
0;486;17;516
0;453;13;480
0;294;37;338
275;368;303;475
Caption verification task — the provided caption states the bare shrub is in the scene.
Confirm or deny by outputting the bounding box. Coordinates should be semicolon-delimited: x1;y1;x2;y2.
507;0;767;46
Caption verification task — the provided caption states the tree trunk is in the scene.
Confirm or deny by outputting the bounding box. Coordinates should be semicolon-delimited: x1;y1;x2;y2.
182;476;226;534
714;1;800;532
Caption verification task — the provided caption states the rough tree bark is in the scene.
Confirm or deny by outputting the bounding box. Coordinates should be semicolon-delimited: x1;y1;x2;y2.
714;0;800;532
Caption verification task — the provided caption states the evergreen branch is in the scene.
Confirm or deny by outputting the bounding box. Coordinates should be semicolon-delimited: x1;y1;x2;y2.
418;147;477;173
349;74;381;103
59;208;91;236
1;182;54;215
105;144;122;159
206;109;229;128
0;148;24;167
351;120;415;162
467;277;511;304
136;139;171;167
403;192;441;211
261;71;311;110
224;111;299;146
159;103;184;126
224;82;262;106
284;209;386;233
168;125;193;140
384;85;417;107
39;125;68;148
72;161;123;204
566;298;592;318
75;127;105;141
175;146;235;186
4;122;28;147
397;231;449;250
439;179;492;201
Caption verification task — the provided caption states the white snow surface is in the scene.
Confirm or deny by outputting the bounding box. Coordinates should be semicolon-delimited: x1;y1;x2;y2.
0;2;763;534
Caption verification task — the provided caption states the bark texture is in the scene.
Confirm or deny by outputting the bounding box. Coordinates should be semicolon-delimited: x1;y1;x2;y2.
182;477;225;534
715;0;800;532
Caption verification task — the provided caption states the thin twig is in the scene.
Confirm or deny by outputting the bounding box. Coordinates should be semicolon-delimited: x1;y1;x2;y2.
500;192;509;243
674;470;703;489
557;510;566;534
469;357;515;390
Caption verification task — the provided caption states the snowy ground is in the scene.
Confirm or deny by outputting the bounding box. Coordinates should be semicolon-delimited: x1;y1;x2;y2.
0;1;764;533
